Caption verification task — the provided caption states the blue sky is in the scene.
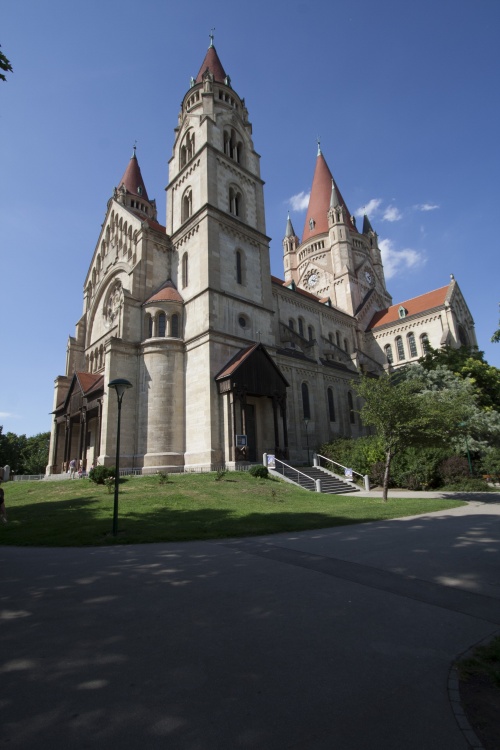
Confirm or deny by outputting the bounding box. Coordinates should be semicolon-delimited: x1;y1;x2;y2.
1;0;499;438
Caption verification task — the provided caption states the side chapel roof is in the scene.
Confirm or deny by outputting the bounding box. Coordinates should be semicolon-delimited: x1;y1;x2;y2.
367;285;450;330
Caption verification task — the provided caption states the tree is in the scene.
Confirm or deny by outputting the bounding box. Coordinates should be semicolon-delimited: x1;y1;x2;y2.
22;432;50;475
419;345;500;411
355;373;472;500
0;45;13;83
492;304;500;344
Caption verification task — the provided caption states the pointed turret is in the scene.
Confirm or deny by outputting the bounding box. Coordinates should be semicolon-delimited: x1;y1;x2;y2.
362;214;374;234
302;145;355;242
195;38;228;85
283;213;300;282
330;179;340;209
118;147;149;201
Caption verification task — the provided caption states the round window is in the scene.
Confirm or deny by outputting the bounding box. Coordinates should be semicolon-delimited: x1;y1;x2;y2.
238;316;247;328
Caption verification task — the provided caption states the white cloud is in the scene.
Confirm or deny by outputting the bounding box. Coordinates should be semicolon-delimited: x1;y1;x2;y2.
382;205;402;222
288;191;310;211
0;412;18;419
379;238;426;280
416;203;439;212
355;198;382;218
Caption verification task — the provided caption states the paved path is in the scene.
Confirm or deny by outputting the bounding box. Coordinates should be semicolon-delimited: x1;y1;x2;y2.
2;498;500;749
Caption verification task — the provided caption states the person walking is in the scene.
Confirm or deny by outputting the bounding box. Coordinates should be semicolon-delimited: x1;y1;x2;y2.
69;459;77;479
0;482;7;524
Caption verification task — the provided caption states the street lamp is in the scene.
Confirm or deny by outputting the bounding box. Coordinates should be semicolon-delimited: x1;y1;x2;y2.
304;418;310;466
108;378;133;536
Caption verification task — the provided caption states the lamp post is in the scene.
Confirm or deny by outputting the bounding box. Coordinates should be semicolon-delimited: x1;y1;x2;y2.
304;418;310;466
108;378;133;537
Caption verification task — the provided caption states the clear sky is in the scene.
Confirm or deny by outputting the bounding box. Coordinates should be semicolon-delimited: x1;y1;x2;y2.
1;0;499;438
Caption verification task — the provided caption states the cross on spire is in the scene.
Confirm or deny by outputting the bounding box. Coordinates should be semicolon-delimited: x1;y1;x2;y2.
209;28;215;47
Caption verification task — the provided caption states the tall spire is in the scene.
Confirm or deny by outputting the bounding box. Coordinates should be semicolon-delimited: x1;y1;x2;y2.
195;36;227;84
302;148;355;242
285;212;297;238
118;147;149;201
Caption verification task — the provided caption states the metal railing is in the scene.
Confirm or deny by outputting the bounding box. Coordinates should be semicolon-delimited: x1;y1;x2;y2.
316;454;370;491
264;453;319;491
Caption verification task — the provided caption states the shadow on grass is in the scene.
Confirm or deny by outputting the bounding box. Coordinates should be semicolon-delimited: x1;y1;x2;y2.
0;491;429;547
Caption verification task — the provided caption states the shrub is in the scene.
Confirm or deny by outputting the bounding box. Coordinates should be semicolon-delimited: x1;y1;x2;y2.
156;471;169;485
442;478;491;492
249;465;269;479
438;455;471;484
215;469;227;481
89;465;115;485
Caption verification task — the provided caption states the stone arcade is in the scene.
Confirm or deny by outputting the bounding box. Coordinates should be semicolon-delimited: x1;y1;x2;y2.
46;41;476;475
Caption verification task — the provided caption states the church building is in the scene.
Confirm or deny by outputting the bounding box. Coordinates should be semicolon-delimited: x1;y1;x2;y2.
46;41;477;475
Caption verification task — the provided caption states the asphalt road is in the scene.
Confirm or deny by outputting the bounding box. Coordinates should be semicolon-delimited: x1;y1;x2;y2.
2;498;500;749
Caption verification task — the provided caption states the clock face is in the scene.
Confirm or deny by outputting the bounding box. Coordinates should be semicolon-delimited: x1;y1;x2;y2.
364;270;373;284
308;273;318;287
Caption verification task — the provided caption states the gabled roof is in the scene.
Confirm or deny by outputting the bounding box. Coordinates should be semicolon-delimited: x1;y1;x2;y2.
302;149;356;242
118;149;149;201
76;372;103;394
215;343;290;392
143;280;183;305
195;44;227;84
271;275;330;305
367;285;449;330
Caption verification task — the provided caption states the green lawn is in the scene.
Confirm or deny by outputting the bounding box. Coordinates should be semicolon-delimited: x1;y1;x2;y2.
0;473;466;546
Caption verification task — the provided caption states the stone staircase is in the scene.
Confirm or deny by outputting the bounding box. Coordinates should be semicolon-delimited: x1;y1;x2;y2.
274;464;360;495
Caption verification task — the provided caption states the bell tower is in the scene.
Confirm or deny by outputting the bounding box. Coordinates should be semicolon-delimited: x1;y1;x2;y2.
165;37;274;467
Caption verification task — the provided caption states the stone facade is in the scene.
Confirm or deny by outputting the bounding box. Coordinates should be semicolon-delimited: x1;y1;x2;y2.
46;42;477;475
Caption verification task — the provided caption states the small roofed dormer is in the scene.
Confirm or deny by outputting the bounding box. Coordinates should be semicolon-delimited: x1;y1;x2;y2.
115;147;157;221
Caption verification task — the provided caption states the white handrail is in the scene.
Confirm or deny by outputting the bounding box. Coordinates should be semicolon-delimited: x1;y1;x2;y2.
316;454;370;491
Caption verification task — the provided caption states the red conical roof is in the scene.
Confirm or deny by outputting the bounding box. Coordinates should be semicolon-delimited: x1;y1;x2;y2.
118;149;149;201
302;150;355;242
195;44;227;84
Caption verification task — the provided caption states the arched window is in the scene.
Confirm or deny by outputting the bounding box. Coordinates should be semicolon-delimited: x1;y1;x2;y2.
336;331;341;348
301;382;311;419
236;250;243;285
181;189;192;222
327;388;336;422
396;336;405;361
407;332;417;358
146;313;153;338
289;319;294;331
171;313;179;338
180;130;195;167
420;333;430;354
384;344;393;363
182;253;188;288
344;338;349;354
229;187;242;217
224;128;243;163
298;318;304;337
308;325;314;342
348;391;355;424
458;325;468;346
329;332;333;344
158;313;166;337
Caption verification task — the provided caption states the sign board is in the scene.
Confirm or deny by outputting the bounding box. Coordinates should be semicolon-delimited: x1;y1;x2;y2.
236;434;247;447
267;454;276;469
344;468;353;480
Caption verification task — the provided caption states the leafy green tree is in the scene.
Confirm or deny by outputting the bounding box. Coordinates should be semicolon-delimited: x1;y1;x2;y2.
492;304;500;344
419;345;500;411
22;432;50;475
0;429;27;473
355;373;471;500
0;45;13;83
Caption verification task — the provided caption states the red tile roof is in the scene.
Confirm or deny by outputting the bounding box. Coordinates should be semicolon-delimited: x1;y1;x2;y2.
215;344;259;380
302;152;355;242
76;372;104;394
368;285;449;329
118;152;149;201
271;275;328;303
144;280;183;304
195;45;227;84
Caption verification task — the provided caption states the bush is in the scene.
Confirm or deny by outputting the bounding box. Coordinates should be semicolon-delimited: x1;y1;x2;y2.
215;469;227;481
320;436;384;477
89;465;116;485
438;456;470;484
441;478;491;492
249;465;269;479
